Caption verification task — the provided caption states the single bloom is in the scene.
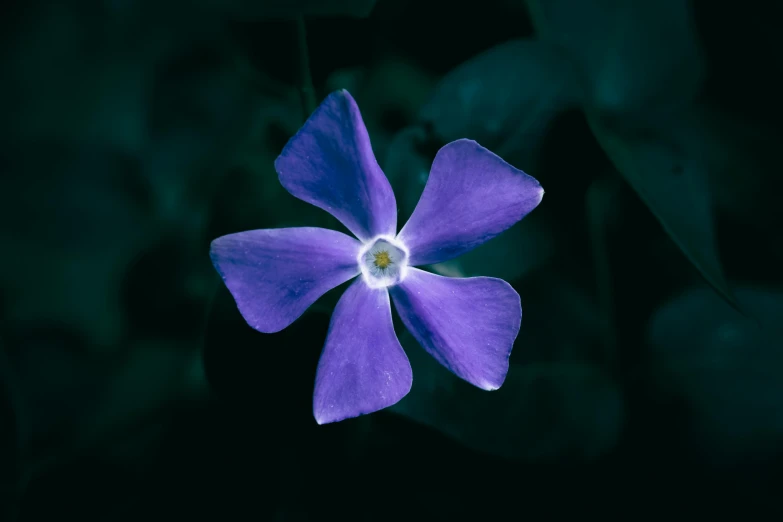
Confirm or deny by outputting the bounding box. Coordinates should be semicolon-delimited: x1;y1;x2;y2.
210;90;544;424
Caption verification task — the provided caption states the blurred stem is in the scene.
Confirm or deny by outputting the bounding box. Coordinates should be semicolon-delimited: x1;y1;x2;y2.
586;177;619;368
295;16;316;119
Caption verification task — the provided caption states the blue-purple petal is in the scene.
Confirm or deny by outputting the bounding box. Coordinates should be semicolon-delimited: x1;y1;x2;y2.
313;280;412;424
398;139;543;266
389;268;521;390
210;227;360;333
275;90;397;241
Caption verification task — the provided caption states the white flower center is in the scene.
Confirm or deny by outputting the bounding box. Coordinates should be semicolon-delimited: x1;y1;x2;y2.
358;236;409;289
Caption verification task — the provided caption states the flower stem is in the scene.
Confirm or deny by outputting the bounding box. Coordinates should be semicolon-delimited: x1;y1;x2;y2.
295;16;316;119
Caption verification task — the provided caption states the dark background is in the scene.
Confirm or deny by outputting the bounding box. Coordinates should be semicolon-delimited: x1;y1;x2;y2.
1;0;782;519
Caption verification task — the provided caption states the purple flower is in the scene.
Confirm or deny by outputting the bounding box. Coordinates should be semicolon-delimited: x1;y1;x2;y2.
210;90;544;424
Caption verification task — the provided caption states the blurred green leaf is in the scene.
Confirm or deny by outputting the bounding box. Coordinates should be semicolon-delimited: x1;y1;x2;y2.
191;0;377;17
390;330;622;461
1;329;207;485
105;0;377;19
0;145;158;346
418;39;582;168
0;5;158;155
144;45;273;225
646;286;783;459
588;113;737;308
522;0;730;305
684;106;782;230
526;0;704;118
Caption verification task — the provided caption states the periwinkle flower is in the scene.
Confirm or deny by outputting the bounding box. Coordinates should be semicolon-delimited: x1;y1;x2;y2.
210;90;543;424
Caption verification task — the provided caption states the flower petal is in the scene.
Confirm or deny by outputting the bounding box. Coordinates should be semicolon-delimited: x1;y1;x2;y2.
398;139;543;266
314;280;412;424
275;90;397;241
389;268;521;390
210;227;360;333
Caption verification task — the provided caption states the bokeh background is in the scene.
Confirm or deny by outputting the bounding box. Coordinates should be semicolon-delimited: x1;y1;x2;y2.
2;0;782;519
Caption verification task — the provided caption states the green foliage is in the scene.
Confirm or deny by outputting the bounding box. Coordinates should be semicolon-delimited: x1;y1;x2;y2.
1;329;207;491
645;286;783;459
525;0;704;116
588;112;736;307
523;0;737;308
188;0;377;18
418;39;583;167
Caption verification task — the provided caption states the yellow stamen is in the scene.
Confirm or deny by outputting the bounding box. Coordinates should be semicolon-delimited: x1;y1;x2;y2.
373;251;391;269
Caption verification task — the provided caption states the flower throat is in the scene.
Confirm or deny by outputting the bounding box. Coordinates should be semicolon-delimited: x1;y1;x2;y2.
373;251;391;269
